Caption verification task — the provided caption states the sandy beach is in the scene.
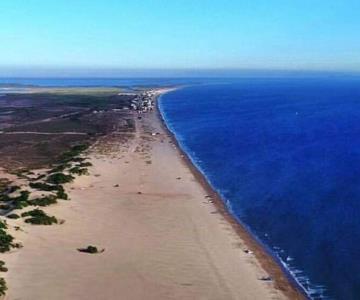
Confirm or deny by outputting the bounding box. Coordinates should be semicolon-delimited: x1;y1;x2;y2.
1;89;301;300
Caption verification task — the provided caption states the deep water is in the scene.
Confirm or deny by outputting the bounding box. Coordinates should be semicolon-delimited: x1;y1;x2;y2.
159;77;360;300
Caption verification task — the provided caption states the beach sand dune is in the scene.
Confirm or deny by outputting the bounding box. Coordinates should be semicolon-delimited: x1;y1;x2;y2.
3;103;291;299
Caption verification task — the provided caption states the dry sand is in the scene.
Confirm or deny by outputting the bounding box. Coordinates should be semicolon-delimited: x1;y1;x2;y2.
2;91;299;300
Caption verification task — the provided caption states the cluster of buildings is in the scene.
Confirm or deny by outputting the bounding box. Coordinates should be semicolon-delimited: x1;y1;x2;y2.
130;90;155;113
91;90;157;115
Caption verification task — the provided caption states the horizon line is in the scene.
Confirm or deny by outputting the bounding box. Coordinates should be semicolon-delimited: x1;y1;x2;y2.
1;67;360;79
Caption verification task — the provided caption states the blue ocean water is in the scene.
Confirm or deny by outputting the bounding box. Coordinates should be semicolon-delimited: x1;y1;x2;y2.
159;78;360;300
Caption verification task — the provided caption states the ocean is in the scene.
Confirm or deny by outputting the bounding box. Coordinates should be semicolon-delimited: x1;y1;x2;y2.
159;77;360;300
2;75;360;299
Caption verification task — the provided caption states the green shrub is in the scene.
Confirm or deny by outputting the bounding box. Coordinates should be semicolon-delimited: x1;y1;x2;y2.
69;167;89;176
1;190;30;206
0;228;14;252
0;261;7;272
7;214;20;219
59;152;76;162
58;144;89;163
0;277;7;296
0;221;7;230
0;204;10;210
10;191;30;209
12;200;29;209
15;191;30;201
48;163;71;174
77;245;104;254
47;173;74;185
56;188;69;200
29;195;57;207
12;191;31;209
29;182;60;191
21;209;58;225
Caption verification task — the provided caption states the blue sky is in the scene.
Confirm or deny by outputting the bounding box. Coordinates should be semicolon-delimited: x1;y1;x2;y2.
0;0;360;74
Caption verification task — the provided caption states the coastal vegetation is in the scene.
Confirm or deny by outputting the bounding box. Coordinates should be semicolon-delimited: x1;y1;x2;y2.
56;188;69;200
6;213;20;219
0;220;15;252
48;163;72;174
0;277;7;296
0;141;91;217
0;89;136;171
29;182;61;191
69;166;89;176
29;195;57;207
59;144;90;163
12;191;31;209
0;88;142;296
0;261;8;272
46;173;75;185
0;136;93;296
77;245;105;254
21;209;58;225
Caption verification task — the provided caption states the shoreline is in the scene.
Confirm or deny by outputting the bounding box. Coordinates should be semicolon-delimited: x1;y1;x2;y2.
2;86;298;299
156;89;306;300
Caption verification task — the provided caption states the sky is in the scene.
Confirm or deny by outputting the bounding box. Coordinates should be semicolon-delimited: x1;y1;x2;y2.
0;0;360;76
